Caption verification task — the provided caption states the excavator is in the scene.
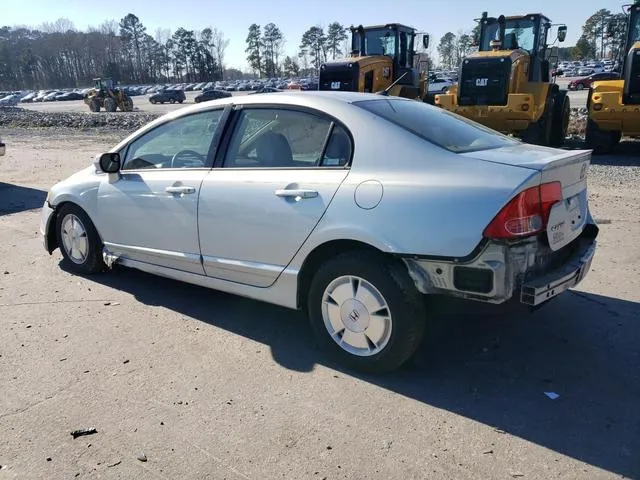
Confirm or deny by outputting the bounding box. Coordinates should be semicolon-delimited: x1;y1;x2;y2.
318;24;430;100
585;1;640;153
435;12;570;147
84;78;133;113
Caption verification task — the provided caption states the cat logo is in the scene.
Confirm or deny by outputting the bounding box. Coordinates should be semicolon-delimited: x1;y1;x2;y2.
476;78;489;87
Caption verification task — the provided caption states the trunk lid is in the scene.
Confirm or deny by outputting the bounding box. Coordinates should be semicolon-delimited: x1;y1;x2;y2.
462;144;592;251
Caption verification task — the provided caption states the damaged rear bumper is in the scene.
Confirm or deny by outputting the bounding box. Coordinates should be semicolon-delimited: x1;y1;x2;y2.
402;223;598;306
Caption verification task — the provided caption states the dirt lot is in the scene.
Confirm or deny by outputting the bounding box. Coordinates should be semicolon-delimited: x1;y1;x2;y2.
0;128;639;480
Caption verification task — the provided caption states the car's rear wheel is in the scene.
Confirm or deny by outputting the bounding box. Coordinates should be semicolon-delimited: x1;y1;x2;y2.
56;204;105;274
308;252;426;373
577;83;585;90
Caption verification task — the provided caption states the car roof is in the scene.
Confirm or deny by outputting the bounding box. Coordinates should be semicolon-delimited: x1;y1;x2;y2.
167;91;395;117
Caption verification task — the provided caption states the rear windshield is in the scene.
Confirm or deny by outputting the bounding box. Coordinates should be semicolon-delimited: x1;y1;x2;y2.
353;98;518;153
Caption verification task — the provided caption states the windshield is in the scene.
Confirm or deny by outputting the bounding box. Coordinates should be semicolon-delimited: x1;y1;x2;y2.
353;28;396;56
629;7;640;44
481;18;536;52
353;98;518;153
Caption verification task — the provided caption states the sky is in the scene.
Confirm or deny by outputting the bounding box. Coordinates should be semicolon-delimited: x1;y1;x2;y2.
2;0;628;70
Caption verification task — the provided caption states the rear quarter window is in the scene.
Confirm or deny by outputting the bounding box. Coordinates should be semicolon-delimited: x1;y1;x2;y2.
354;98;519;153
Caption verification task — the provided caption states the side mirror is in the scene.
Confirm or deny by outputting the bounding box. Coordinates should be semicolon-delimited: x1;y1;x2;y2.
98;152;121;173
557;26;567;43
422;34;429;49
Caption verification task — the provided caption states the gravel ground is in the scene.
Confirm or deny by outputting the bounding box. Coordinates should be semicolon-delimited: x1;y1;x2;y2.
0;126;639;479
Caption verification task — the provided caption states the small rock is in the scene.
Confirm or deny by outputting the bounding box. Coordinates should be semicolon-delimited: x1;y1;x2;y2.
26;325;32;329
326;445;332;450
494;428;506;434
123;359;130;364
137;452;147;462
107;460;121;468
46;457;52;462
482;449;494;454
160;421;164;425
3;271;9;274
510;473;525;478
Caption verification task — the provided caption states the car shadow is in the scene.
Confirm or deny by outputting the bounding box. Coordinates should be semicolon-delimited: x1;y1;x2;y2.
0;182;47;216
66;263;640;478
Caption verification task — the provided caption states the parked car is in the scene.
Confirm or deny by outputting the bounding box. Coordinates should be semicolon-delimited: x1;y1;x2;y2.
568;72;619;90
0;94;20;107
43;91;62;102
55;91;84;101
428;76;455;93
194;89;232;103
149;89;186;104
249;87;284;94
40;92;598;373
20;92;37;103
577;67;594;77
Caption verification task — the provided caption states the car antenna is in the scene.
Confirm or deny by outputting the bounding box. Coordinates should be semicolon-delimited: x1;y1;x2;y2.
376;72;409;96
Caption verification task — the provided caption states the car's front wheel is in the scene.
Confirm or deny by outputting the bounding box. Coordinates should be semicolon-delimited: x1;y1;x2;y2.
308;252;426;373
56;204;105;274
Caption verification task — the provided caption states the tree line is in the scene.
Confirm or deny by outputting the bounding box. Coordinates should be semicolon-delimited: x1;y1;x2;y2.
245;22;348;77
0;14;229;90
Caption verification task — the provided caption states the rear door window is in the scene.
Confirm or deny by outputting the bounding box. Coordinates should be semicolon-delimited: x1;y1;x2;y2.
354;98;517;153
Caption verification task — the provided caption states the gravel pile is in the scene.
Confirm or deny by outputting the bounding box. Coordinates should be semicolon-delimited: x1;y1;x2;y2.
0;107;161;132
568;107;588;137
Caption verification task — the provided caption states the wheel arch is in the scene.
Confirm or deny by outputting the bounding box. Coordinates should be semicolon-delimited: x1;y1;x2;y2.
296;239;393;309
47;200;104;253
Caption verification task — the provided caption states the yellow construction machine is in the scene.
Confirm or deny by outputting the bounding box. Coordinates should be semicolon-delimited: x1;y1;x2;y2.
435;13;570;147
586;1;640;152
318;24;430;100
84;78;133;112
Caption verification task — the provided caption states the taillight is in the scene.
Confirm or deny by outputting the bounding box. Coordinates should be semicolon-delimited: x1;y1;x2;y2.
483;182;562;239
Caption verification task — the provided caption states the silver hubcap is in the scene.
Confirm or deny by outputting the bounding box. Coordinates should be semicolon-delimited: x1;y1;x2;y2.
322;275;392;357
61;214;89;264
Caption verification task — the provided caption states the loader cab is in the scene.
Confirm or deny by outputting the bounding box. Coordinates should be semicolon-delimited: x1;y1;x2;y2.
350;24;418;86
622;2;640;104
94;78;114;92
319;23;420;96
478;13;561;83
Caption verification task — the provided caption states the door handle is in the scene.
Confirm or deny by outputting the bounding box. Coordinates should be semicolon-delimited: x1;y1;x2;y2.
275;189;318;199
165;186;196;195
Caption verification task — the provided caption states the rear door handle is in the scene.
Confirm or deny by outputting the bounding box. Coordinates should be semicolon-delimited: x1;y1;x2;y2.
275;189;318;199
165;186;196;195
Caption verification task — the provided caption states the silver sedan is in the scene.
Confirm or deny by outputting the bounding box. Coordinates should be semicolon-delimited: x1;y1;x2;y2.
41;92;598;372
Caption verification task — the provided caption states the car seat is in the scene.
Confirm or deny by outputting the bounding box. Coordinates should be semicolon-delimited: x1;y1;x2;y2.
504;33;519;50
255;132;294;167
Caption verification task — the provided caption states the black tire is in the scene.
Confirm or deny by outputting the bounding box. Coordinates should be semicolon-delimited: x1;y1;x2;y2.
307;251;426;373
549;91;570;148
178;99;184;104
170;99;176;104
585;118;619;154
89;98;100;112
520;105;552;146
104;97;117;112
55;204;105;274
576;83;585;91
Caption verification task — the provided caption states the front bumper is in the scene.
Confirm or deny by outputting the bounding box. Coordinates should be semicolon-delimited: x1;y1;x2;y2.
434;92;542;132
402;224;598;307
40;201;55;253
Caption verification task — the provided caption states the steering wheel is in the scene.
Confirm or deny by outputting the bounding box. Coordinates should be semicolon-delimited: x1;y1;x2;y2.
170;149;205;168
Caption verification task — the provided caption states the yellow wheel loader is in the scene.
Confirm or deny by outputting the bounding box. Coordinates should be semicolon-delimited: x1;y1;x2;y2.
84;78;134;113
318;24;430;100
586;1;640;153
435;13;570;147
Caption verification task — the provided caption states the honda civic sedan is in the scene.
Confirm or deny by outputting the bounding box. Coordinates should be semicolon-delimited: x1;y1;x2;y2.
40;92;598;373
